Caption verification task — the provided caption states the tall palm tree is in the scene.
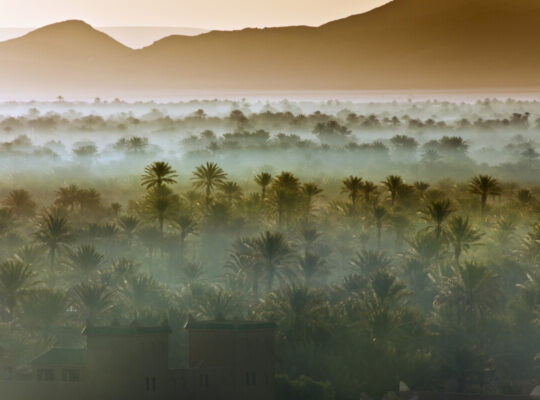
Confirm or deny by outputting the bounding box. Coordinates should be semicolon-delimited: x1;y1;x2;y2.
192;162;227;205
140;185;180;232
173;214;198;260
141;161;178;189
2;189;36;219
341;176;363;211
372;205;388;251
362;181;378;203
137;226;162;261
433;261;500;327
0;260;37;318
301;182;323;219
34;210;75;272
224;237;260;295
422;199;454;240
447;216;483;264
468;175;502;215
382;175;404;206
252;231;296;292
54;184;80;211
254;172;272;200
65;244;105;281
272;171;300;192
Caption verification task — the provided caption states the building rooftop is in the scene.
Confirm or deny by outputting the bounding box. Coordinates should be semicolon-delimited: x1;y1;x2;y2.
82;325;172;336
31;348;86;366
184;320;277;331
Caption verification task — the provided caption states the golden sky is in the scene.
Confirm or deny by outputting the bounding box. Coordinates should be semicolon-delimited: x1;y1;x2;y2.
1;0;391;29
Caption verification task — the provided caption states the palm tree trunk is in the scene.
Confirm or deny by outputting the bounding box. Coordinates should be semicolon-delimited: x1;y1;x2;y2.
377;223;382;251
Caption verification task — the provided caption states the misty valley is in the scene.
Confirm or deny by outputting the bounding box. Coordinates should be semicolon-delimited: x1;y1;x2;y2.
1;97;540;399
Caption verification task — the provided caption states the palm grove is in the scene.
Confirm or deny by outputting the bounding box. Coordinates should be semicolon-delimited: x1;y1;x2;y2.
0;160;539;399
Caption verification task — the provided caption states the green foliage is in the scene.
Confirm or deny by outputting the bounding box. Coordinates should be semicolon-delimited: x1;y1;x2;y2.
276;374;336;400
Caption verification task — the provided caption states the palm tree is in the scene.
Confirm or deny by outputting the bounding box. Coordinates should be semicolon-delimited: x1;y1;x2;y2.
468;175;502;215
269;172;301;228
224;237;260;295
272;171;300;192
140;186;180;232
0;208;14;236
382;175;404;206
71;281;114;323
137;226;162;261
118;215;141;245
422;199;454;240
2;189;36;219
19;288;69;336
447;216;483;264
220;181;242;203
362;181;378;203
255;285;330;345
179;262;205;285
254;172;272;200
141;161;178;189
121;274;162;312
414;181;430;196
433;261;500;327
65;244;105;281
299;252;330;285
341;176;363;212
301;183;323;219
192;162;227;205
351;250;392;275
108;258;139;286
372;205;388;250
14;244;44;268
54;184;80;211
173;214;198;260
34;210;75;273
195;286;241;320
0;260;37;318
252;231;296;292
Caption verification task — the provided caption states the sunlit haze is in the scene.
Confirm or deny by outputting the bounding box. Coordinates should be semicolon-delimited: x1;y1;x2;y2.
1;0;391;30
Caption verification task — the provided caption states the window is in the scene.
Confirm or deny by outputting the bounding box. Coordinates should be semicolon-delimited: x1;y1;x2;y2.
37;368;54;381
205;374;209;388
246;372;250;386
146;377;150;391
251;372;256;386
152;376;156;392
62;369;80;382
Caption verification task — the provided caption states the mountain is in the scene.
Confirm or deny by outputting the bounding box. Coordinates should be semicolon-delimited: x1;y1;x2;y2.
2;0;540;97
98;27;209;48
0;26;209;49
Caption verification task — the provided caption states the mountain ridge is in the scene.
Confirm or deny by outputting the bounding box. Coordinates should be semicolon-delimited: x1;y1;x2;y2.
2;0;540;96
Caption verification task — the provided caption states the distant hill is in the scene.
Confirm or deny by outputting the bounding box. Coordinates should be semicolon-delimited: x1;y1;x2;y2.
2;0;540;97
0;26;208;49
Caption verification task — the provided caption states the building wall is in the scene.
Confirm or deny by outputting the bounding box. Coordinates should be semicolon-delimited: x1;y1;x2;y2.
188;328;275;400
0;380;88;400
85;333;173;400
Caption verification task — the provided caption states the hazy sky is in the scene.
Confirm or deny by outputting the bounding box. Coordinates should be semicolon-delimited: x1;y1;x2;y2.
1;0;391;29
